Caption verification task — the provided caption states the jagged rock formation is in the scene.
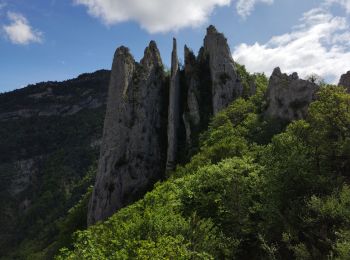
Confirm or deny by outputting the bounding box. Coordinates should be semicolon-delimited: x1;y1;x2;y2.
265;67;318;121
339;71;350;92
88;42;167;225
88;25;245;224
166;39;181;171
182;26;242;146
204;25;243;114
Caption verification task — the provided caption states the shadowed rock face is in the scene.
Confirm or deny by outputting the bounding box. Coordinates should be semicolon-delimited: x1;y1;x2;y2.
182;46;202;147
166;39;181;171
265;67;318;122
88;42;167;225
203;25;243;114
339;71;350;92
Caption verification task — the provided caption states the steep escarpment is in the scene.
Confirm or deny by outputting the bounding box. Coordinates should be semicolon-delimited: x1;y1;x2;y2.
265;67;318;122
88;43;167;225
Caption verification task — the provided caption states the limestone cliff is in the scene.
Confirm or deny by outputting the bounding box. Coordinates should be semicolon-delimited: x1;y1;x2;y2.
265;67;318;121
203;25;243;114
88;26;248;224
88;42;167;225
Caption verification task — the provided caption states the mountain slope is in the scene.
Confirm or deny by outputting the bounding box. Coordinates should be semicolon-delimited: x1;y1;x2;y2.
0;70;109;259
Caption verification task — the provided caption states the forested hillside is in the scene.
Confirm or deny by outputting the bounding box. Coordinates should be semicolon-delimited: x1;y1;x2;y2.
58;67;350;259
0;70;109;259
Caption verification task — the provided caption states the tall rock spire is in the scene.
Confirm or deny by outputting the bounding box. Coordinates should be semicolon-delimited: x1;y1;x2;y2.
166;38;181;171
87;42;167;225
203;25;243;114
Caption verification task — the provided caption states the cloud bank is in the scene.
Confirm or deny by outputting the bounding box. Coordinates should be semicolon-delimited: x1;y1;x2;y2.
3;12;43;45
73;0;274;33
233;4;350;83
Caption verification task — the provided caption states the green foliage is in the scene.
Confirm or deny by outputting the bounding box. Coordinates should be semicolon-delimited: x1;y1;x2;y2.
235;63;268;106
58;83;350;259
57;161;243;259
307;86;350;176
256;86;350;258
6;163;97;260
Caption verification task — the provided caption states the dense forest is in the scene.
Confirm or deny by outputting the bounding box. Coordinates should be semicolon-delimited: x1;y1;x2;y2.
57;66;350;259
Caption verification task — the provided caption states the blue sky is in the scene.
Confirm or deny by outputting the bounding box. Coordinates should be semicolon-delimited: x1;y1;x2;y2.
0;0;349;92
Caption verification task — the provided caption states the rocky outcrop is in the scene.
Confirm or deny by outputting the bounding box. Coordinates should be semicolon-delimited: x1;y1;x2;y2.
203;25;242;114
339;71;350;92
265;68;318;121
88;42;167;225
166;39;181;171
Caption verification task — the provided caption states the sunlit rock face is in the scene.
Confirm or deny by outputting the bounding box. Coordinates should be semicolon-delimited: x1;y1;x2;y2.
88;43;167;225
265;67;318;122
203;25;243;115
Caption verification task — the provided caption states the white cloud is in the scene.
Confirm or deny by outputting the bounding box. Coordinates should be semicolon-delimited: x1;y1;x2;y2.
74;0;231;33
3;12;43;45
236;0;274;19
233;7;350;83
73;0;274;33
